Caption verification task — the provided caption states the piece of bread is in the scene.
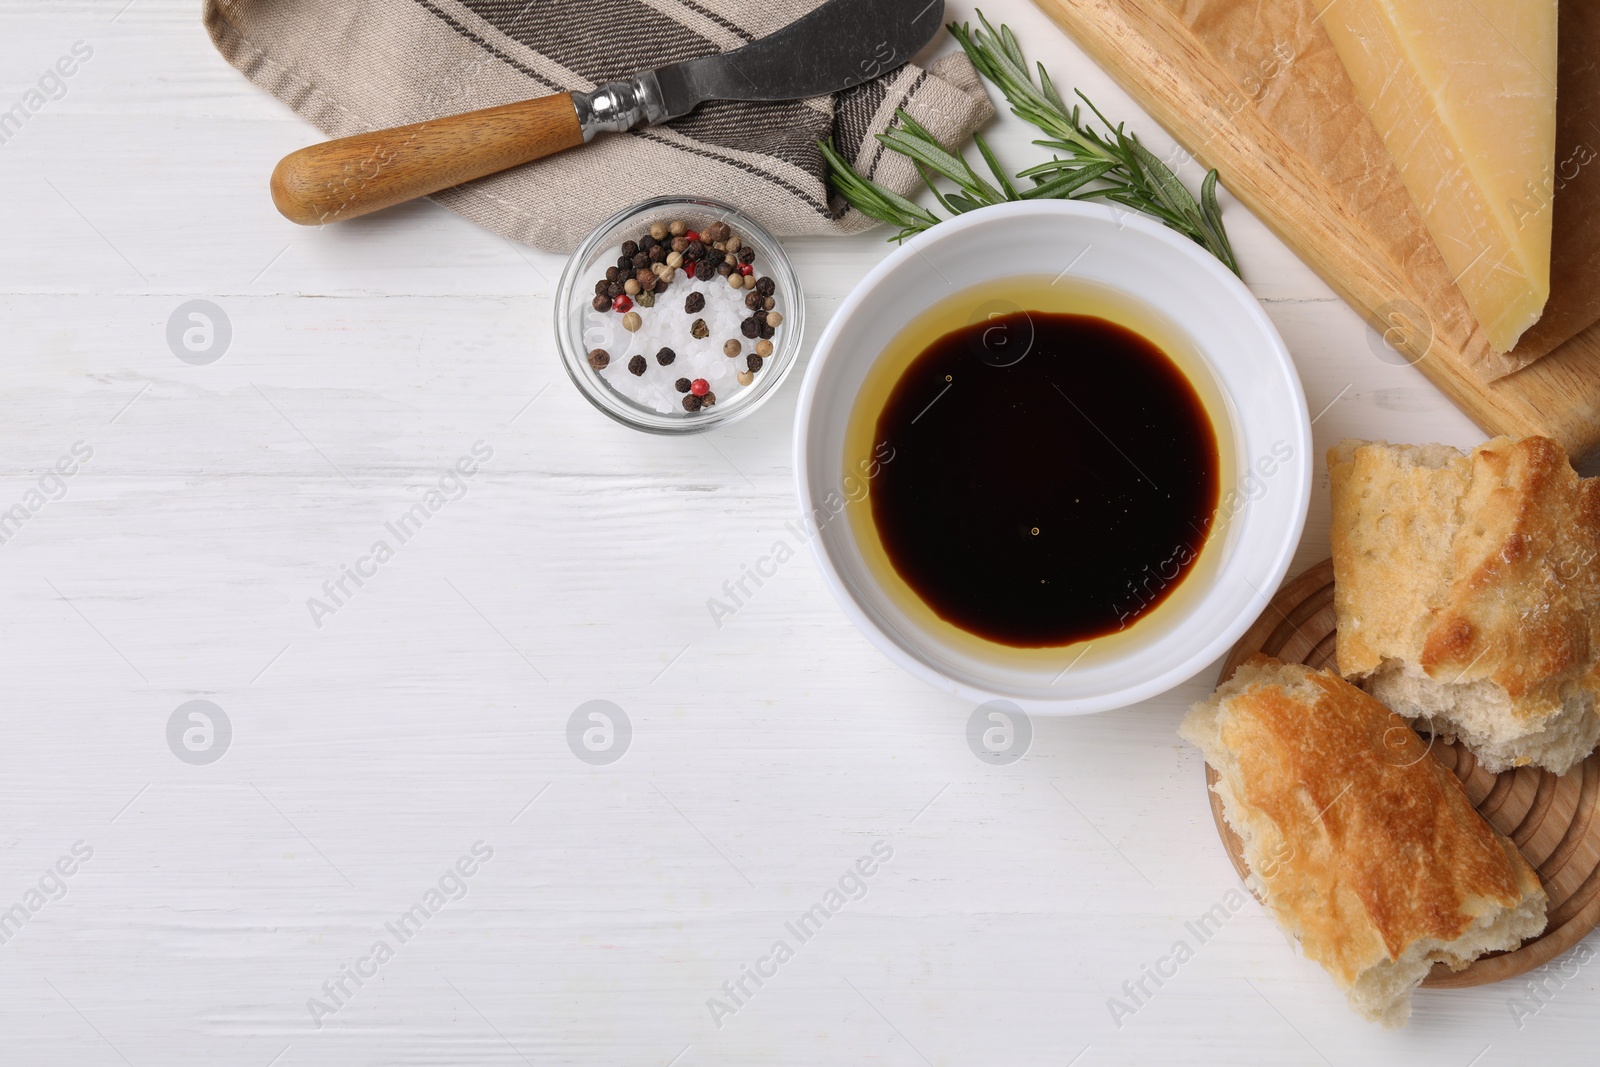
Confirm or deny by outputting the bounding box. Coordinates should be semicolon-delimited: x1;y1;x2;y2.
1329;436;1600;774
1180;656;1547;1027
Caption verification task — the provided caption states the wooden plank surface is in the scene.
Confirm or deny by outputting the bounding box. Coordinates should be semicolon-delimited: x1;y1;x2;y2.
1032;0;1600;460
3;1;1597;1065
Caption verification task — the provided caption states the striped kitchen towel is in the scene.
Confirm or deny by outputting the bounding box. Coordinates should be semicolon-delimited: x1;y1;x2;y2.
204;0;994;251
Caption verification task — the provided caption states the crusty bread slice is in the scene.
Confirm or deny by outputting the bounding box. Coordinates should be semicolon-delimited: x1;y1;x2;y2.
1180;657;1547;1027
1329;436;1600;774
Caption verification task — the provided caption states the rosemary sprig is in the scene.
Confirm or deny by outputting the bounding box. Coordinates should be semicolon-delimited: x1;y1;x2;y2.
822;11;1239;275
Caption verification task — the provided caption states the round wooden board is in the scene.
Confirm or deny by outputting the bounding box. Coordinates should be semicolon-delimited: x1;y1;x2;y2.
1205;559;1600;988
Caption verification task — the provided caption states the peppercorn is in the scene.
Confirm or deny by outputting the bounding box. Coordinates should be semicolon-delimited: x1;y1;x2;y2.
765;310;783;327
640;235;657;253
592;294;612;312
684;291;705;314
738;247;755;264
752;310;767;326
682;394;702;412
628;354;647;376
686;240;704;259
723;338;741;357
606;266;621;283
756;276;775;296
613;294;633;313
637;290;655;308
690;379;709;396
671;236;688;253
727;273;744;289
624;279;640;296
746;353;763;373
744;291;762;310
690;318;709;339
724;253;736;267
621;240;638;259
743;274;757;290
669;220;686;236
651;221;669;240
649;244;666;263
762;296;775;311
617;255;633;272
656;346;676;366
737;263;754;277
607;281;623;298
638;272;658;294
700;391;716;408
674;377;691;393
759;323;775;340
726;234;742;253
685;229;701;242
594;279;609;296
755;339;774;358
740;317;760;338
631;252;649;270
685;260;698;278
737;369;754;386
667;251;683;269
716;262;734;277
588;348;610;369
622;311;643;332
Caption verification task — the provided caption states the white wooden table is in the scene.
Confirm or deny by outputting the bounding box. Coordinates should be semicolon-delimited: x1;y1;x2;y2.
4;2;1596;1064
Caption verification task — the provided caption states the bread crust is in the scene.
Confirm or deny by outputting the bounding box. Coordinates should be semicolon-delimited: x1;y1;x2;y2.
1329;436;1600;771
1180;657;1546;1025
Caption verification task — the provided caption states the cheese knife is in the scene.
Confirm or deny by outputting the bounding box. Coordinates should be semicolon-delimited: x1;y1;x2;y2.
270;0;945;225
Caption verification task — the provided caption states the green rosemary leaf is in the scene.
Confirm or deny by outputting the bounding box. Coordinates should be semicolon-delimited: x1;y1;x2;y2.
877;125;1001;203
1020;160;1117;199
1199;169;1238;272
819;138;937;232
1128;139;1196;219
998;22;1027;71
1037;64;1068;115
819;11;1240;271
895;109;938;145
973;133;1020;200
918;162;968;217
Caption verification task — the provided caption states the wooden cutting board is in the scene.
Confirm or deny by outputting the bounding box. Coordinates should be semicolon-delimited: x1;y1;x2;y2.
1031;0;1600;459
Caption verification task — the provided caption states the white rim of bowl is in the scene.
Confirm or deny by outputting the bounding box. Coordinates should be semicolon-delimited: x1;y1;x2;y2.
792;199;1311;714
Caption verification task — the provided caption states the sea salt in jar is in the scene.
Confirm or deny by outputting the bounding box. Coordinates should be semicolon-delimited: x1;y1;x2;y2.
556;196;804;433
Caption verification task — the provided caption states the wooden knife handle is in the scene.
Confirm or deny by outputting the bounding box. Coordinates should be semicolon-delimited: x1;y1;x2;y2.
270;93;585;225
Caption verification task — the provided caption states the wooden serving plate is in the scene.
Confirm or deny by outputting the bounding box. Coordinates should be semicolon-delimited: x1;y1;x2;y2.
1206;559;1600;986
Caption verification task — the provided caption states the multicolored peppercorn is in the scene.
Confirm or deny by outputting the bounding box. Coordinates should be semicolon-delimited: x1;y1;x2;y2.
585;216;786;414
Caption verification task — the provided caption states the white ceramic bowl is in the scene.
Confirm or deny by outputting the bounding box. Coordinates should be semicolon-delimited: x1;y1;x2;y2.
793;200;1311;714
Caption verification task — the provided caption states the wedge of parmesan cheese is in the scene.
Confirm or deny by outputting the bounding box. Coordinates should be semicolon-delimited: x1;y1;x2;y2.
1312;0;1558;353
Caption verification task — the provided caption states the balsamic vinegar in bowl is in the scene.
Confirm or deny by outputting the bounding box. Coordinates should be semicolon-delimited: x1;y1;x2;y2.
844;275;1232;662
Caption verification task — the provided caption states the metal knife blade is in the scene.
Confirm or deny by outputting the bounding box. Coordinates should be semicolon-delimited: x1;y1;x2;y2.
573;0;946;137
658;0;946;115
